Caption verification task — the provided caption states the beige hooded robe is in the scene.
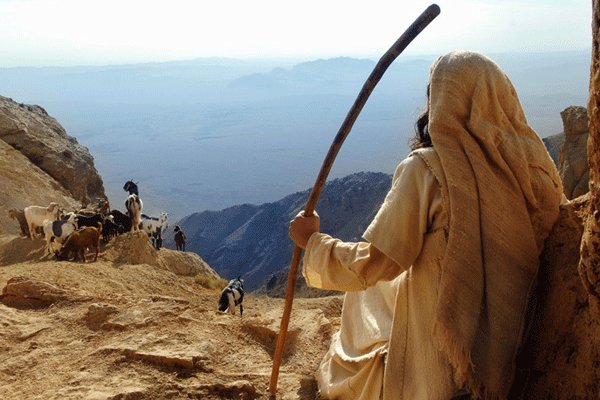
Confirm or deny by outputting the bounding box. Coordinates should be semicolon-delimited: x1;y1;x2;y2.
302;51;562;400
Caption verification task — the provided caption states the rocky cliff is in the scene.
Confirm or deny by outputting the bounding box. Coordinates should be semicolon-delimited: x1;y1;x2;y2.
541;105;590;200
559;105;590;199
170;172;392;291
0;139;80;236
0;96;106;206
0;96;334;399
542;132;563;166
518;195;600;399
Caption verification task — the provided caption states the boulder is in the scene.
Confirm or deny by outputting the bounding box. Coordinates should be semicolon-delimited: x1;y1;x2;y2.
1;276;70;308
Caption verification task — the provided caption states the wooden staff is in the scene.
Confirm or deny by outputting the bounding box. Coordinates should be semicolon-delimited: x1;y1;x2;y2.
269;4;441;397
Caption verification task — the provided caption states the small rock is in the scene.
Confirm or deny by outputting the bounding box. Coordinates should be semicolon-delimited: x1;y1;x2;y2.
84;303;119;329
1;276;69;308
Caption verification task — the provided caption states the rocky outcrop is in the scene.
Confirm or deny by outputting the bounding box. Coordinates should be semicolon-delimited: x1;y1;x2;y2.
172;172;392;291
0;96;106;204
542;132;564;166
519;196;600;399
0;139;80;236
558;106;590;199
0;276;90;308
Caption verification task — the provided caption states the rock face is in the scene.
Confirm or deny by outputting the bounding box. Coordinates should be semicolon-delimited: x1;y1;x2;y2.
103;232;220;278
171;172;392;291
0;139;80;236
0;95;106;205
558;106;590;199
542;132;563;166
519;196;600;399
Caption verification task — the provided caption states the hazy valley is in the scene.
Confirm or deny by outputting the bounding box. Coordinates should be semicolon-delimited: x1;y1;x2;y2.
0;50;590;220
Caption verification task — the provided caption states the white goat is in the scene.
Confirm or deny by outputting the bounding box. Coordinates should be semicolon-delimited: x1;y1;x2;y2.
24;202;60;240
141;212;168;236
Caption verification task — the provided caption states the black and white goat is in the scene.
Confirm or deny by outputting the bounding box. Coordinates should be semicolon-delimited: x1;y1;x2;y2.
43;213;77;255
217;277;245;316
108;209;131;233
123;180;143;233
141;212;168;249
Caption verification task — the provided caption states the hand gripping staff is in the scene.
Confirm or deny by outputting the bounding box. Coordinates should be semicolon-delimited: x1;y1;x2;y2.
269;4;441;397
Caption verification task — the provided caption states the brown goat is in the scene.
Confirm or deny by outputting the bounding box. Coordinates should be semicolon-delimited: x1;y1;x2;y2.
56;224;102;263
8;208;30;237
174;225;187;251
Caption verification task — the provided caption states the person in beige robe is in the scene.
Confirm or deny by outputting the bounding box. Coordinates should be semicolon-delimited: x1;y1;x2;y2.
289;51;563;400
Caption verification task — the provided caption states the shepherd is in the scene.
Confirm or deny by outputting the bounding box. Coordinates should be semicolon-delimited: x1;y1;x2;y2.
289;52;563;399
270;4;442;396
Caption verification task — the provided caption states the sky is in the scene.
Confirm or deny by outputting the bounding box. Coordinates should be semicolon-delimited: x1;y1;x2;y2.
0;0;592;67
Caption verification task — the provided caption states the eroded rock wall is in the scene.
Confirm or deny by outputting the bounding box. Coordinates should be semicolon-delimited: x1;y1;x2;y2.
0;96;106;204
520;2;600;398
558;106;590;199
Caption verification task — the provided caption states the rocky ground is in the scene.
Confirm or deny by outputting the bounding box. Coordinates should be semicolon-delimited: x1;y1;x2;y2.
0;233;342;400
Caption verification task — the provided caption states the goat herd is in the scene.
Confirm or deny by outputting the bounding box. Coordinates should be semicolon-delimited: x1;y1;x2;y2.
7;180;187;263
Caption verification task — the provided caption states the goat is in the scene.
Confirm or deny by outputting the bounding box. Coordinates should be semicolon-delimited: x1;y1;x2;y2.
123;180;139;196
141;212;168;249
74;212;103;229
43;213;77;255
217;277;245;316
154;230;163;250
56;224;102;263
97;200;110;217
108;210;131;233
77;200;109;216
125;195;143;232
123;180;142;233
8;208;30;237
102;215;122;243
174;225;187;251
24;202;60;239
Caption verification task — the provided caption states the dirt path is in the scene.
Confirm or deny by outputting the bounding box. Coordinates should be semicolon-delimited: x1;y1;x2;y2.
0;235;342;399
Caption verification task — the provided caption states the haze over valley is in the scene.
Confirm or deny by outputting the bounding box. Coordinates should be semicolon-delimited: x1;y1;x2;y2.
0;50;590;220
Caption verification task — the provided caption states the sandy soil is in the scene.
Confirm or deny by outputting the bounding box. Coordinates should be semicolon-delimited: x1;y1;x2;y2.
0;233;342;400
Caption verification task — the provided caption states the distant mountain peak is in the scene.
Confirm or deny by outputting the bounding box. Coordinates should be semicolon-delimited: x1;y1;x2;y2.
169;171;392;291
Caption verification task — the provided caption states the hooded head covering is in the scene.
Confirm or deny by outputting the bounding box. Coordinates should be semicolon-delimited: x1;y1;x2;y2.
427;51;562;398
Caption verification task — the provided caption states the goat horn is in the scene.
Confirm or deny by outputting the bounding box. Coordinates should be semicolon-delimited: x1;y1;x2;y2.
269;4;441;396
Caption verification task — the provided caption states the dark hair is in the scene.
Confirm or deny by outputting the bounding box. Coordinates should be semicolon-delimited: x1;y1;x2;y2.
409;84;432;151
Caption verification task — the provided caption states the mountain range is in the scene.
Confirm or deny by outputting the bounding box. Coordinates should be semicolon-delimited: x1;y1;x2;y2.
166;171;392;291
0;51;590;220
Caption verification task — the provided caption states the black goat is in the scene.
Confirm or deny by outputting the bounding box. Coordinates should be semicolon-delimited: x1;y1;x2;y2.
75;213;104;229
102;217;122;243
174;225;186;251
109;210;132;233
